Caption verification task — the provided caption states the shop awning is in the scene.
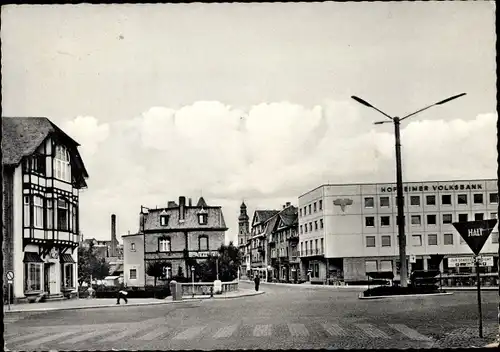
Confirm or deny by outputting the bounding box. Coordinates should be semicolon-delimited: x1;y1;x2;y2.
60;254;75;263
23;252;43;263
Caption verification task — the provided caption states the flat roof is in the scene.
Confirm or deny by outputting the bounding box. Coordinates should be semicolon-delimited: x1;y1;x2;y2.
299;178;498;198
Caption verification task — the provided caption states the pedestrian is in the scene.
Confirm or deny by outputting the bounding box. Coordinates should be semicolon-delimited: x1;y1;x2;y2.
254;274;260;292
116;281;128;305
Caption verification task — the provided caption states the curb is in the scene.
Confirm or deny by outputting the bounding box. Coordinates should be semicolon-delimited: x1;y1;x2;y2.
180;291;265;301
358;292;453;300
240;280;367;290
485;342;499;348
441;287;499;292
3;298;202;314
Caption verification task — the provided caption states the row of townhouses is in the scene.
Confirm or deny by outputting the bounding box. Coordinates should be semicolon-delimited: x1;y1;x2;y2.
239;179;499;284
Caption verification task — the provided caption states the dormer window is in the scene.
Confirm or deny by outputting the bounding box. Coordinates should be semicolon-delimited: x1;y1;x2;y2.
198;208;208;225
55;145;71;182
160;211;169;226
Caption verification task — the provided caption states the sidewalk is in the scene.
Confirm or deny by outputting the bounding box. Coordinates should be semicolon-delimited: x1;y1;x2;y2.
4;288;264;313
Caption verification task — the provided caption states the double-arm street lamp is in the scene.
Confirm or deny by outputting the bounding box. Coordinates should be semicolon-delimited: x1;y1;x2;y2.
351;93;466;287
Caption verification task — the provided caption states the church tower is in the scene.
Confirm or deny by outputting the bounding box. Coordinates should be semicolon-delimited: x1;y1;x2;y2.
238;201;250;247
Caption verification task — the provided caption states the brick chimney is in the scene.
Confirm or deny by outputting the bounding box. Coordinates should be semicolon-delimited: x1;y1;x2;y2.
111;214;117;257
179;196;186;222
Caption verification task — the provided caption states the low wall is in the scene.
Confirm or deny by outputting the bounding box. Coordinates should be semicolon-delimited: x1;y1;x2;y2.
179;280;239;297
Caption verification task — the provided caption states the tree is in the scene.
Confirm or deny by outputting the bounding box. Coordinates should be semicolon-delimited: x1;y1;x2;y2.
198;242;242;282
78;241;110;287
146;261;170;287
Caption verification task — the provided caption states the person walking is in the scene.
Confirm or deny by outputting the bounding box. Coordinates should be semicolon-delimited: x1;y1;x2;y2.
116;280;128;305
254;274;260;292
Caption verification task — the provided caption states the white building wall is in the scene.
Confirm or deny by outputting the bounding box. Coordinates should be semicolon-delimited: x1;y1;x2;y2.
13;166;24;298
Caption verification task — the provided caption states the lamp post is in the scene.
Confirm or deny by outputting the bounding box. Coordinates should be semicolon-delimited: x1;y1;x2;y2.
191;266;195;298
351;93;466;288
216;257;219;280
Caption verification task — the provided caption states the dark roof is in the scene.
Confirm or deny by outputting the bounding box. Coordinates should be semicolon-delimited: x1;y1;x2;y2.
278;206;298;227
60;254;75;263
253;210;280;226
2;117;89;188
143;204;228;231
264;215;279;235
197;197;208;207
23;252;43;263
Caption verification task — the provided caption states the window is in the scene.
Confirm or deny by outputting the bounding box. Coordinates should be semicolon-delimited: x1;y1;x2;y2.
381;235;391;247
427;214;436;225
489;193;498;204
300;242;303;255
159;238;171;252
130;243;136;251
428;234;438;246
411;215;421;225
441;195;452;205
71;206;77;233
380;260;392;272
366;236;376;247
64;263;74;288
198;213;208;225
380;196;390;207
365;260;377;273
458;213;468;222
410;196;420;206
314;239;318;253
163;266;172;279
320;219;324;229
305;242;308;255
314;221;317;230
444;233;454;245
309;223;313;232
492;232;499;244
23;196;30;227
473;194;484;204
305;224;308;233
199;235;209;251
303;207;306;216
381;216;390;227
314;202;317;212
308;204;312;214
457;194;468;205
300;225;303;234
299;209;302;217
130;269;137;280
55;145;71;182
320;238;324;253
474;213;484;221
319;200;323;210
23;154;46;175
32;196;44;228
160;214;169;226
443;214;453;224
364;197;374;208
46;199;53;229
365;217;375;227
412;235;422;246
24;263;42;292
426;195;436;205
491;212;497;220
57;199;69;231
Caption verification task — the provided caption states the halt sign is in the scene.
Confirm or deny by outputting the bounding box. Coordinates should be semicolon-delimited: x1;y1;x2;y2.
452;219;497;255
6;271;14;280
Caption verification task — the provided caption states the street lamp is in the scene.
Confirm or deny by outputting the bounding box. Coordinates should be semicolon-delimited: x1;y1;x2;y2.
351;93;466;288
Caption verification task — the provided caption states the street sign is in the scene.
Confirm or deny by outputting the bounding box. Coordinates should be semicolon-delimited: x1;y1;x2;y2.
6;271;14;280
452;219;497;255
448;256;494;268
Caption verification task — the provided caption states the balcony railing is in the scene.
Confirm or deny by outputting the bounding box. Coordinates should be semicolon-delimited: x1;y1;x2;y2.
299;248;324;257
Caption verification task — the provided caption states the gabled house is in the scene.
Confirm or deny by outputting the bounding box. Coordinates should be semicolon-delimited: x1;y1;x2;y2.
123;196;228;287
2;117;89;302
249;209;279;281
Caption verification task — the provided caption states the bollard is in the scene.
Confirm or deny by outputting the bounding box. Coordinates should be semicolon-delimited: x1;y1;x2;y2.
169;280;178;301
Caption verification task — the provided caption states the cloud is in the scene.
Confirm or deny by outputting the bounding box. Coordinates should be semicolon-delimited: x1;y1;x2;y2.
74;101;497;243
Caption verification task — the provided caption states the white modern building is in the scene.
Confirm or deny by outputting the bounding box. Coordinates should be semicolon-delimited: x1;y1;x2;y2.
299;179;499;283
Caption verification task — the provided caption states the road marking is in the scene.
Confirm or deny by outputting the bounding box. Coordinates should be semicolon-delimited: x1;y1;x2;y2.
100;325;151;342
61;329;114;344
355;324;390;339
137;326;169;341
21;331;78;347
6;330;48;344
213;325;239;339
322;323;347;336
172;326;206;340
389;324;432;341
253;324;272;337
288;323;309;337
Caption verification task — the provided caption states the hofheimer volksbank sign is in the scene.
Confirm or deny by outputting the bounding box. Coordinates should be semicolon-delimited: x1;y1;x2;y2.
380;183;483;193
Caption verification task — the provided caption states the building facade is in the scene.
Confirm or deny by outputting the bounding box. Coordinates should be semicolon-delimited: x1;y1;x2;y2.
123;196;228;287
299;179;499;283
2;117;89;302
249;209;279;281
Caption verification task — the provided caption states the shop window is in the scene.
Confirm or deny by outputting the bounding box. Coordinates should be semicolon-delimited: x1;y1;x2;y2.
64;263;74;288
441;195;452;205
364;197;374;208
365;216;375;227
410;196;420;206
380;196;390;207
380;260;393;272
457;194;468;205
366;236;376;247
473;193;484;204
444;233;454;245
365;260;377;273
428;234;438;246
24;263;42;292
427;214;436;225
130;269;137;280
381;235;391;247
426;195;436;205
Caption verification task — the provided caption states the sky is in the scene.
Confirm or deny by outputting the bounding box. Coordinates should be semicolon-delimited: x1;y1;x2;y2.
2;2;497;244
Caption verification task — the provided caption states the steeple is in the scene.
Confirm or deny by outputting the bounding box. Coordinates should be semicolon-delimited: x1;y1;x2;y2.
238;200;250;247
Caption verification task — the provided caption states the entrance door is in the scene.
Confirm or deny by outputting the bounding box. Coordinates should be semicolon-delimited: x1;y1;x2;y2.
44;263;50;294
